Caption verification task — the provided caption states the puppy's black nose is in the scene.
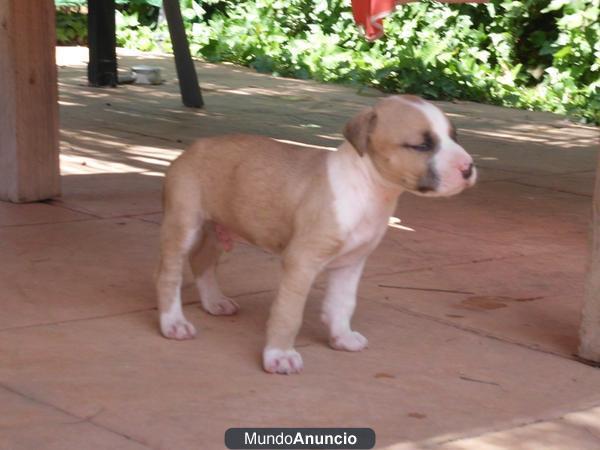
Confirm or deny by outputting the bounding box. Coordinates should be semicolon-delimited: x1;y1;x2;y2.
461;163;474;180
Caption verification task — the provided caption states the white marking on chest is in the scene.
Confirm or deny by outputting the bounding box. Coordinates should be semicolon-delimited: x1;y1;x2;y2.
327;145;398;264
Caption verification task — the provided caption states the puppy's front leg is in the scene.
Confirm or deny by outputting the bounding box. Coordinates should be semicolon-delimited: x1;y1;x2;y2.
263;255;322;375
322;259;368;352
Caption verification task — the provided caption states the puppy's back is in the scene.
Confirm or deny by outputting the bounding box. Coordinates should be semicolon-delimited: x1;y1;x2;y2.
164;134;330;252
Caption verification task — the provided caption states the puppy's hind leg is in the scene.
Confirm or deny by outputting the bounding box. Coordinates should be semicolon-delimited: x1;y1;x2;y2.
156;206;201;340
189;223;239;316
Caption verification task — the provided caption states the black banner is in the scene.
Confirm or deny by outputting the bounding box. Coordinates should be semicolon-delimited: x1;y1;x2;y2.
225;428;376;449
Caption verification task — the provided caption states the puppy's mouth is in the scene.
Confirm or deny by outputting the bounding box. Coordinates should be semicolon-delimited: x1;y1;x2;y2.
411;186;439;197
415;180;473;197
417;184;436;194
411;164;477;197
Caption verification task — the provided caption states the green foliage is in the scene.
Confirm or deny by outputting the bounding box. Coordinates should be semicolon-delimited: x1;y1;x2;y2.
54;0;162;48
114;0;164;51
55;0;87;45
55;0;600;123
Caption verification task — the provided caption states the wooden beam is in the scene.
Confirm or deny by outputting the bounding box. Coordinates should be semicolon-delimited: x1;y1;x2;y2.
579;155;600;361
0;0;60;203
163;0;204;108
87;0;118;87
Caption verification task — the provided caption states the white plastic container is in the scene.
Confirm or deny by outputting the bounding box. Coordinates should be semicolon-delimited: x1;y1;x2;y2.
131;65;163;85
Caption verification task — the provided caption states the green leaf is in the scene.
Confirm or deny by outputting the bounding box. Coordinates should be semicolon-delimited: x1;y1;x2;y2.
554;45;573;59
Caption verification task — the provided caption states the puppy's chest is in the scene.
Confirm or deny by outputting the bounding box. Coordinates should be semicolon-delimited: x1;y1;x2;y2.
333;194;393;260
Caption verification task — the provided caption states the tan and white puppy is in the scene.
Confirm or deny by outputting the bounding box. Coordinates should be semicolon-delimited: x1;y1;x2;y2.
156;95;476;374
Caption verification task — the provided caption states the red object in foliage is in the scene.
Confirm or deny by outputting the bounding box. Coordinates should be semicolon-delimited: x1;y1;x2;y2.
351;0;399;40
351;0;486;40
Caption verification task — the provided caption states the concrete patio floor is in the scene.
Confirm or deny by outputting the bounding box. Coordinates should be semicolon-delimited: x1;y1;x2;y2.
1;46;600;449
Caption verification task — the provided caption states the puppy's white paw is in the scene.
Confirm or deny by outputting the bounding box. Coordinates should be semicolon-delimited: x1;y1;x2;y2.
330;331;368;352
160;317;197;340
263;348;303;374
202;296;239;316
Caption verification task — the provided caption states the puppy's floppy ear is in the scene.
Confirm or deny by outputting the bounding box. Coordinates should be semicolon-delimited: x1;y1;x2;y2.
343;107;377;156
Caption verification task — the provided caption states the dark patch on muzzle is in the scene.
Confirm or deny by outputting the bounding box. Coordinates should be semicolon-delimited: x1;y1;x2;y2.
417;164;439;193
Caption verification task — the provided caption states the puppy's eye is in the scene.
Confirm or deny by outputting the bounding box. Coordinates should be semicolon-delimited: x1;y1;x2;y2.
409;142;432;152
406;131;435;152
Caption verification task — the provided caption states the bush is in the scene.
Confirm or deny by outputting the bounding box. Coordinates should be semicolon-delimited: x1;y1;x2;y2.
56;0;600;124
55;1;87;45
55;0;161;47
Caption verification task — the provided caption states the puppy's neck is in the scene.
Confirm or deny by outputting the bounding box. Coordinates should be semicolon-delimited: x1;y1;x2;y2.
333;141;404;201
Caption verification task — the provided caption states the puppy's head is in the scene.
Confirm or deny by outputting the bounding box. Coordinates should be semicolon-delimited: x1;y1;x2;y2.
344;95;476;196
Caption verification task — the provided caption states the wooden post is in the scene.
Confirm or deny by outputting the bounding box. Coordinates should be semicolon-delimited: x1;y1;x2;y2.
579;155;600;362
0;0;60;202
87;0;118;87
163;0;203;108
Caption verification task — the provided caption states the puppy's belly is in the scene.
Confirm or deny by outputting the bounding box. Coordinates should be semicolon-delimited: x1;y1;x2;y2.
215;224;234;251
214;223;249;252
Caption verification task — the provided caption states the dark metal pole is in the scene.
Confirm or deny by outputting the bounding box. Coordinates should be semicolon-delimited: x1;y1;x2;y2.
162;0;204;108
87;0;118;87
